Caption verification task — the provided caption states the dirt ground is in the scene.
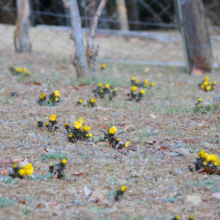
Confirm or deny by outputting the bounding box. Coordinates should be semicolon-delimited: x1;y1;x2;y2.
0;36;220;220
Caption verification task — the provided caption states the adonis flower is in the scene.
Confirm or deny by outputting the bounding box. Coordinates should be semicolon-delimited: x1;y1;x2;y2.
62;158;67;165
131;86;137;92
74;121;82;130
50;114;57;122
83;125;91;133
109;126;117;135
54;90;60;97
78;117;85;124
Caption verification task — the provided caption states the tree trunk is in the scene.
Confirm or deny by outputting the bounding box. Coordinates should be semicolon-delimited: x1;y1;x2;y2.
63;0;88;78
116;0;129;31
14;0;31;52
125;0;139;30
181;0;213;72
89;0;97;28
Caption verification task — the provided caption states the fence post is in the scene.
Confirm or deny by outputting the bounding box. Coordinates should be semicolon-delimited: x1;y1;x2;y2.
176;0;190;74
177;0;213;73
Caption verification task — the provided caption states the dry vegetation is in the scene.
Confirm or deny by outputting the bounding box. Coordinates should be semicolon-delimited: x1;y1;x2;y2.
0;52;220;220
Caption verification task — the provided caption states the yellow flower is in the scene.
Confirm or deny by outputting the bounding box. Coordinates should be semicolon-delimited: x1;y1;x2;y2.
74;121;82;129
10;64;14;67
109;126;117;135
49;163;53;167
69;134;73;138
200;84;204;89
91;98;96;103
198;150;206;158
135;79;139;84
131;77;135;81
203;161;207;166
54;90;60;97
124;141;130;148
102;64;106;69
189;214;194;220
24;163;34;176
117;138;120;142
105;84;110;89
88;133;93;138
64;123;68;127
62;158;67;165
84;103;87;106
151;82;155;87
205;76;209;81
40;93;46;99
210;154;218;162
17;68;22;72
12;164;17;168
206;85;212;91
79;99;84;103
140;89;145;94
214;161;219;166
121;186;126;192
144;79;148;84
198;98;202;103
28;71;31;74
203;81;208;86
114;88;118;92
175;216;181;220
197;104;200;108
131;86;137;92
78;117;85;124
45;122;49;126
100;90;104;93
50;114;56;122
98;83;103;87
83;125;91;133
55;97;59;102
23;68;27;72
213;81;217;85
18;169;26;177
145;83;149;87
205;155;212;162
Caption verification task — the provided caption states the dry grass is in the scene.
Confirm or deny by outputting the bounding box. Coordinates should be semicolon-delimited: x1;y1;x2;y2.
0;52;220;220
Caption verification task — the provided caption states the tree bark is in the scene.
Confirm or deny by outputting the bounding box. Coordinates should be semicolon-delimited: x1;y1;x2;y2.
87;0;108;67
14;0;31;52
63;0;88;78
116;0;129;31
181;0;213;72
125;0;139;30
89;0;97;28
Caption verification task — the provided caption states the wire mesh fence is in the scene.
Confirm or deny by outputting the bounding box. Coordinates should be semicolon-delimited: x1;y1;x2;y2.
0;0;220;67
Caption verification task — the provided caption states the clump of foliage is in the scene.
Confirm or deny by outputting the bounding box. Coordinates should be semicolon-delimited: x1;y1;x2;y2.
64;117;93;143
102;126;131;149
194;98;202;113
194;150;220;172
115;186;126;201
9;163;34;179
45;114;59;132
127;86;145;102
101;63;106;70
9;65;31;77
37;90;61;106
198;76;217;92
131;76;155;88
87;98;97;107
93;83;117;100
49;158;67;179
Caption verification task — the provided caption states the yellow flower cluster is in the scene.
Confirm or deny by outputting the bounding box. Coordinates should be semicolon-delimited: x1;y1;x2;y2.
54;90;60;97
199;76;216;91
18;163;34;177
198;150;220;166
121;186;127;192
109;126;117;135
74;121;82;129
40;93;46;100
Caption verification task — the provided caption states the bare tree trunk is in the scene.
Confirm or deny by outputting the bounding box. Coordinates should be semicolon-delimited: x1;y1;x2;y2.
125;0;139;30
116;0;129;31
87;0;108;67
14;0;31;52
63;0;88;78
181;0;213;72
89;0;97;28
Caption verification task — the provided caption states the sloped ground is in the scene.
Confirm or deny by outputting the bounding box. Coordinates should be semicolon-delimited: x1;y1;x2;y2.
0;52;220;220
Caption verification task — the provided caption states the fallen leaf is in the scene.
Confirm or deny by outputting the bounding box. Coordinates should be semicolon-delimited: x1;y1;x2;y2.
11;158;23;164
49;202;58;207
77;190;84;194
159;146;168;152
36;170;41;173
174;81;180;86
73;172;84;177
212;192;220;199
146;141;156;145
34;82;42;86
73;86;79;90
185;195;202;206
1;170;8;175
84;186;92;196
18;199;26;205
149;114;157;119
37;203;45;208
101;126;107;130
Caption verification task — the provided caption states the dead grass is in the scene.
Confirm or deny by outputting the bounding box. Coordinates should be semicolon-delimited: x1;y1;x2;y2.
0;52;220;220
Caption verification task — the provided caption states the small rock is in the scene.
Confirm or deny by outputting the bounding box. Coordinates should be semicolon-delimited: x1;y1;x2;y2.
175;148;190;155
91;189;106;202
